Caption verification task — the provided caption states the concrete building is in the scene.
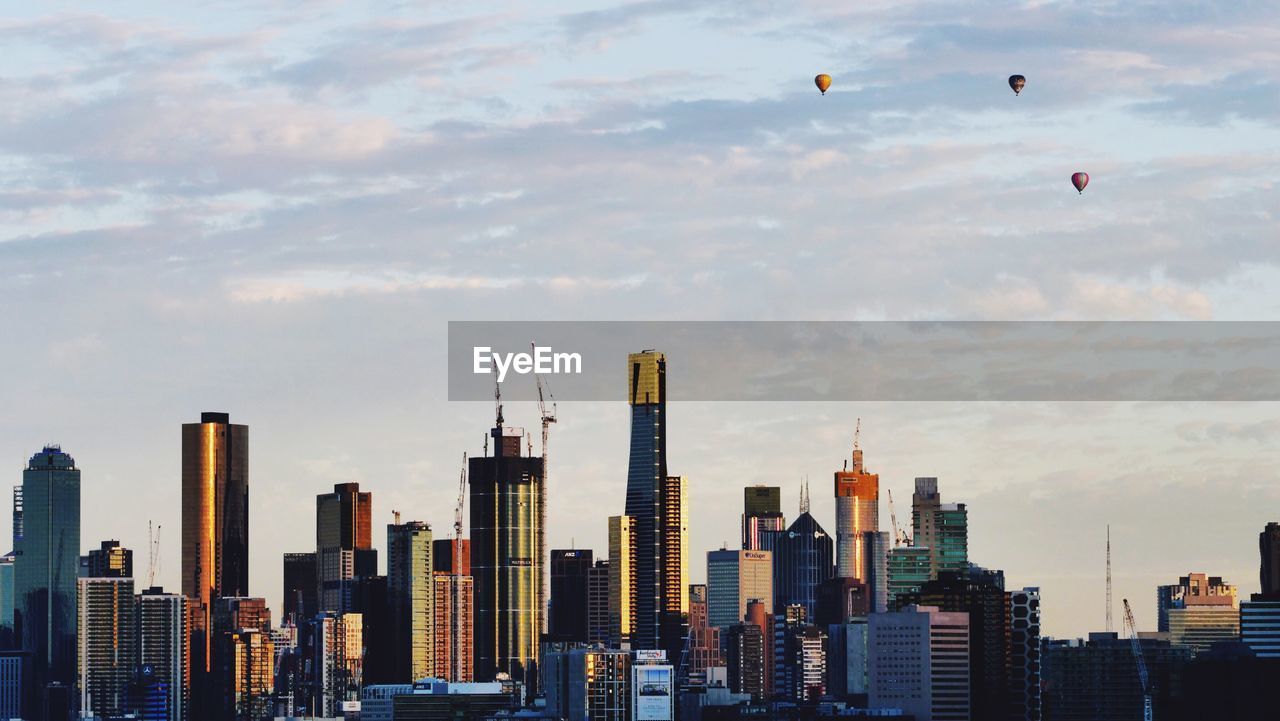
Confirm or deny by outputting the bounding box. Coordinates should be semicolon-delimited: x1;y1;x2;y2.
868;604;970;721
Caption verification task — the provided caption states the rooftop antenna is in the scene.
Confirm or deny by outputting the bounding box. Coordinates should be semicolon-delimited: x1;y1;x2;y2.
1106;524;1113;633
799;476;811;515
147;521;161;588
492;364;504;426
854;417;861;451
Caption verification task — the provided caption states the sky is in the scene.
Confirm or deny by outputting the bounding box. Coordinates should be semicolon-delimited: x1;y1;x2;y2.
3;0;1280;639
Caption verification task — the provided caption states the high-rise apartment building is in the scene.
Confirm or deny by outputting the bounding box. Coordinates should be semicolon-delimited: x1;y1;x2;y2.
301;612;362;717
1008;587;1042;721
387;521;434;683
224;628;274;720
78;576;136;718
1156;573;1239;653
834;435;879;580
549;549;593;642
15;444;80;719
911;478;968;580
706;549;773;629
608;515;636;646
869;604;971;721
433;572;474;682
316;483;374;614
657;474;689;661
470;414;543;685
85;540;132;578
686;584;722;686
742;486;784;552
722;620;765;699
136;586;189;721
181;412;249;701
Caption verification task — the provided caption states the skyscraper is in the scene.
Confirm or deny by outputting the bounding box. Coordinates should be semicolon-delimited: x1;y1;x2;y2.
470;413;543;686
316;482;374;614
78;576;136;718
1156;573;1239;654
136;587;189;721
860;531;890;613
386;521;434;683
608;515;635;646
1008;587;1042;721
686;584;723;686
624;350;666;652
432;572;473;682
85;540;132;579
181;412;249;691
1260;522;1280;598
911;478;968;580
742;486;784;552
706;549;773;629
834;433;879;580
549;549;593;642
869;605;971;721
15;444;80;718
772;507;834;620
887;546;932;606
586;559;610;646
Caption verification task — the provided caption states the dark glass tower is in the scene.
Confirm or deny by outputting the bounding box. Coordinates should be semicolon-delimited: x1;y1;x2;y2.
742;486;784;551
180;411;248;719
1261;522;1280;597
470;415;543;686
15;445;80;719
772;512;834;620
315;482;374;613
549;549;592;642
282;552;318;624
624;350;666;651
85;540;132;579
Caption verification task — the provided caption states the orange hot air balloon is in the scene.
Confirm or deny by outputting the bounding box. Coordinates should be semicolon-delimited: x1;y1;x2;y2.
815;74;832;95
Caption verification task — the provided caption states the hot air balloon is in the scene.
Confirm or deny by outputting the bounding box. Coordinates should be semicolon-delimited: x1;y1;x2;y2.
815;74;832;95
1071;172;1089;194
1008;74;1026;95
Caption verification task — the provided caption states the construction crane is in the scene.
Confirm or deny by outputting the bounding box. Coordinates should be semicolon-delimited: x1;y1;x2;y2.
1122;598;1154;721
147;521;162;588
493;363;504;426
887;489;910;547
453;453;467;681
532;341;557;636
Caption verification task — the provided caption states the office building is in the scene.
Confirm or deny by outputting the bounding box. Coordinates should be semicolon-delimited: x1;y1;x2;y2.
1261;522;1280;598
15;444;80;719
911;478;968;580
0;653;21;720
608;515;636;646
834;434;879;581
85;540;132;578
624;349;667;654
550;549;593;642
10;486;21;552
0;554;13;644
1042;633;1191;721
181;412;249;702
587;559;611;645
887;546;931;605
706;549;772;629
1240;594;1280;658
1157;573;1239;653
136;587;189;721
470;410;544;686
543;647;631;721
895;567;1006;721
861;531;890;613
389;677;519;720
213;596;271;635
742;486;784;552
282;552;317;625
772;507;834;619
1008;587;1041;721
869;604;970;721
387;520;434;682
78;576;136;718
433;572;474;682
744;599;773;698
826;617;869;700
779;625;827;703
815;577;870;627
686;584;722;686
316;482;375;614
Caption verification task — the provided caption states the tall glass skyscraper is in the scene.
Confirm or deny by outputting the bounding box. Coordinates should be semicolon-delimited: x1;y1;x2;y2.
624;350;666;652
911;478;968;580
742;486;784;552
772;512;834;619
15;445;80;718
316;482;374;613
470;417;543;686
834;439;879;581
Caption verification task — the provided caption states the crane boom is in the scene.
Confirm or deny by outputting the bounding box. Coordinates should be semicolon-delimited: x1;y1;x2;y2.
887;489;909;547
532;341;557;637
454;453;467;681
1122;598;1154;721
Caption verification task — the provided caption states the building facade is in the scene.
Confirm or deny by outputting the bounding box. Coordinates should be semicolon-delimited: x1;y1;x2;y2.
316;482;374;614
1157;573;1239;653
387;521;434;683
911;478;968;581
833;439;879;581
624;350;667;655
432;572;474;682
868;604;970;721
608;515;635;646
550;549;593;642
136;587;189;721
772;512;834;619
706;549;772;629
78;576;136;718
741;486;784;552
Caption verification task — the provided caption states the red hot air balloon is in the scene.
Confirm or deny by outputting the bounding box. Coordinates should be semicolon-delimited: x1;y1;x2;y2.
1071;172;1089;194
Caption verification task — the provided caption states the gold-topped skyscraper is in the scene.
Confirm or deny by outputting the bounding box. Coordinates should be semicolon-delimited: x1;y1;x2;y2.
834;421;879;580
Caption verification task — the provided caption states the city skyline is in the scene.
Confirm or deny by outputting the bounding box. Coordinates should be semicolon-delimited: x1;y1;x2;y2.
4;397;1272;644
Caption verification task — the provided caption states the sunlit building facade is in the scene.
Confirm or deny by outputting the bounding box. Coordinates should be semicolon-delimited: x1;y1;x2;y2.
742;486;784;552
78;576;136;719
387;521;434;682
433;572;474;682
834;441;879;581
608;515;636;646
624;350;666;653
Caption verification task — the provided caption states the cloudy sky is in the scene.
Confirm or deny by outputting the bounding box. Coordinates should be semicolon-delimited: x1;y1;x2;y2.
3;0;1280;638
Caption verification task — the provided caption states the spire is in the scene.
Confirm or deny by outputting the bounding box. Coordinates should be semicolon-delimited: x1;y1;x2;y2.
799;476;811;515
